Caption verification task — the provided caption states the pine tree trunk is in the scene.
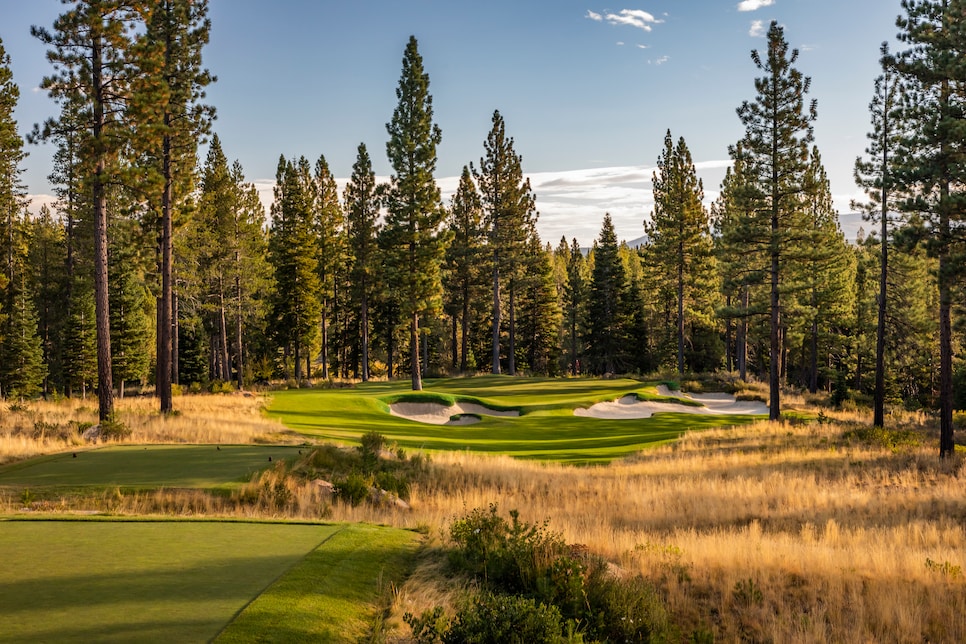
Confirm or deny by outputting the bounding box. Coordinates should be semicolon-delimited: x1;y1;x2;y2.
92;38;114;423
158;105;173;413
769;214;781;421
410;310;422;390
508;280;516;376
725;295;734;372
677;241;685;376
218;285;230;382
738;288;748;382
460;288;470;373
939;180;954;458
321;298;329;380
172;291;180;386
235;273;244;390
809;315;818;394
874;125;889;427
361;288;369;382
492;248;501;374
451;313;458;371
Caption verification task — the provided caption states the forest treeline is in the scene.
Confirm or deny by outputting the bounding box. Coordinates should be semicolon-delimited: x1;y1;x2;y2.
0;2;963;453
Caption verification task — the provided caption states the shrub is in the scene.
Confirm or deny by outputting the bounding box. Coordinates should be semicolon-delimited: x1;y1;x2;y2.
333;472;371;506
406;593;573;644
100;418;131;441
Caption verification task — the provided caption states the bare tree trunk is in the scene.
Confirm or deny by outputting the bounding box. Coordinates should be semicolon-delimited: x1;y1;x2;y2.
460;290;470;373
92;38;114;423
320;297;329;380
410;310;422;390
677;239;685;376
172;291;180;386
492;247;501;374
508;279;516;376
235;273;244;390
361;288;369;382
158;109;173;413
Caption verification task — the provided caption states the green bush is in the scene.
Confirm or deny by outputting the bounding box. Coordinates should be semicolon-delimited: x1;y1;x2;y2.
333;472;371;506
100;418;131;440
446;592;568;643
406;593;574;644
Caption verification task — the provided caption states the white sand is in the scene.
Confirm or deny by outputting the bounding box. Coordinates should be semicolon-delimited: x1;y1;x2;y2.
574;386;768;419
389;401;520;426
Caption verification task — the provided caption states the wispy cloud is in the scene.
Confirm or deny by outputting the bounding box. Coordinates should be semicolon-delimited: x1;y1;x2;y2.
737;0;774;11
749;20;766;37
652;55;670;65
586;8;664;32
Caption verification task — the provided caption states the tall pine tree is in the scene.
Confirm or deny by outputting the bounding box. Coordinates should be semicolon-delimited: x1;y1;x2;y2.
735;21;817;420
383;36;445;391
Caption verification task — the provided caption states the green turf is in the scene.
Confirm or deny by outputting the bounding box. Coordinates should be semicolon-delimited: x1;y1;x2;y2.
0;520;339;643
216;523;422;642
0;444;304;492
267;375;763;464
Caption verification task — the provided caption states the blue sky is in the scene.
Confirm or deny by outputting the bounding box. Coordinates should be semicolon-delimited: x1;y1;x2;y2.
3;0;900;245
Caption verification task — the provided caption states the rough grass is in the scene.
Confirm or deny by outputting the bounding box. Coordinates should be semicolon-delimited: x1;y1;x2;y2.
0;393;298;466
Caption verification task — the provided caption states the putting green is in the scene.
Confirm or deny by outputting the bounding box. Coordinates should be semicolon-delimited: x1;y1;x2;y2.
267;375;763;464
0;520;421;643
0;445;304;492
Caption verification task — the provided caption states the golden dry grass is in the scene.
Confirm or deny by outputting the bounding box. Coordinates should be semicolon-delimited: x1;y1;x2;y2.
0;393;299;465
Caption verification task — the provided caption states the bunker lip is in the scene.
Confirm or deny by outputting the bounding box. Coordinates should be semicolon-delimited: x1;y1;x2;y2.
389;401;520;426
574;387;768;420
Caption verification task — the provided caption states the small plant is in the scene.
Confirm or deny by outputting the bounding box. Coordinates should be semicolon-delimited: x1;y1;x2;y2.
99;418;132;441
334;472;371;506
20;488;34;507
732;577;764;607
925;558;962;579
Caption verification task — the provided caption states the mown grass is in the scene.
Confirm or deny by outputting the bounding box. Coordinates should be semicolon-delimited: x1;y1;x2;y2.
268;375;761;464
215;523;422;642
0;445;306;496
0;519;339;643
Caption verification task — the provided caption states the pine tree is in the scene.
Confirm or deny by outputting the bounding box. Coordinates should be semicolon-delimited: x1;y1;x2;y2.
518;234;562;375
793;147;855;393
645;130;718;375
269;156;321;383
560;237;587;375
585;214;631;374
313;155;344;380
383;36;445;391
893;0;966;457
30;205;68;395
443;166;487;373
345;143;380;382
134;0;214;413
33;1;148;421
735;20;817;419
473;110;536;376
108;217;151;397
854;43;904;428
0;211;45;399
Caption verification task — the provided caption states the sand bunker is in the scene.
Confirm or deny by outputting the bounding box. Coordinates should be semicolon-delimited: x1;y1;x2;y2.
389;401;520;425
574;386;768;419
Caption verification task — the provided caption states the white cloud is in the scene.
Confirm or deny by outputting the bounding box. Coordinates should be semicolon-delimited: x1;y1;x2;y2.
617;41;625;46
636;44;648;49
653;55;670;65
587;8;664;32
737;0;775;11
749;20;765;37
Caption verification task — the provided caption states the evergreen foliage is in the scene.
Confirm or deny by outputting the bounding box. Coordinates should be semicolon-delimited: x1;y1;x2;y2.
734;20;817;419
345;143;380;382
585;215;631;374
383;36;446;391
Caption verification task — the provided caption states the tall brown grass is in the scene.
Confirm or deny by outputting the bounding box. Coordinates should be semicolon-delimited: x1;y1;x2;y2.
0;393;297;465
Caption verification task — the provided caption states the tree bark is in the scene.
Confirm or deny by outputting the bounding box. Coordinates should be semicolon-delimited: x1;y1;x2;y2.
92;37;114;423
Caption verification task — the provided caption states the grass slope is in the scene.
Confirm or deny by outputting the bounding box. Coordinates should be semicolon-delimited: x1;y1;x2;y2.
267;376;761;464
0;445;305;493
216;524;422;642
0;520;338;643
